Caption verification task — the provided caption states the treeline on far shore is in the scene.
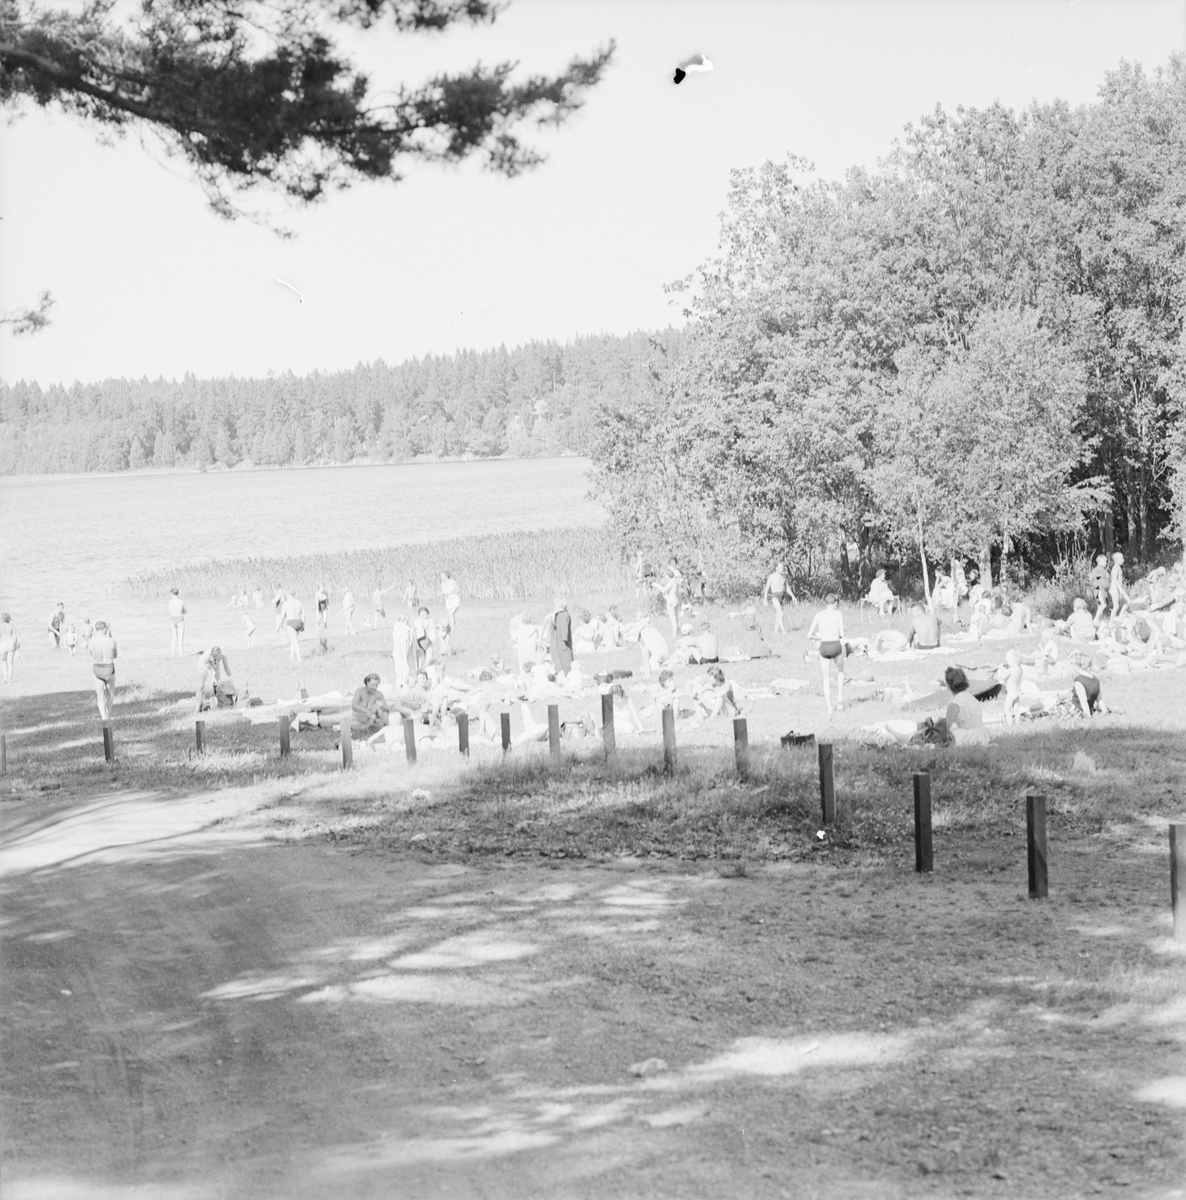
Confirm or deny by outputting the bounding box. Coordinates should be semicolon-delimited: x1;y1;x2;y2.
0;330;683;476
115;527;633;603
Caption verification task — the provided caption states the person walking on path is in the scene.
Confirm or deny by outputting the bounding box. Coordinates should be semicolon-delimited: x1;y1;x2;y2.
806;593;847;716
549;597;574;677
168;586;187;657
89;620;118;721
440;571;462;633
761;562;793;634
0;612;20;684
47;602;66;649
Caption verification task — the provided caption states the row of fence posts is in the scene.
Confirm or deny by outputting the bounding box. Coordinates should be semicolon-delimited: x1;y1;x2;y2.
49;710;1186;939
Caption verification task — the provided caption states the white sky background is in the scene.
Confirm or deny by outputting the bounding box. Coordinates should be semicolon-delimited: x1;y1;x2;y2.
1;0;1184;387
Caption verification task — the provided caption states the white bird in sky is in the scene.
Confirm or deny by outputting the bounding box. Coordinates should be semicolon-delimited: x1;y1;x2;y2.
273;277;304;304
674;54;713;84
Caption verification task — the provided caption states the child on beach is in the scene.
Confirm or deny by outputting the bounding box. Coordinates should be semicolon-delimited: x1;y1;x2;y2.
64;623;78;655
1;613;20;683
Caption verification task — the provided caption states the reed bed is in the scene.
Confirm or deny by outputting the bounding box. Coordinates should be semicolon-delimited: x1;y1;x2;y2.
116;526;633;601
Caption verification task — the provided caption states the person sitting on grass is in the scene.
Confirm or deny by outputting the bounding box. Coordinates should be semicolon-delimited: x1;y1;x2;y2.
865;569;896;617
1059;597;1097;643
907;601;941;649
351;673;389;734
599;682;651;735
870;627;909;655
673;621;719;665
692;666;743;719
942;666;991;747
1068;654;1104;717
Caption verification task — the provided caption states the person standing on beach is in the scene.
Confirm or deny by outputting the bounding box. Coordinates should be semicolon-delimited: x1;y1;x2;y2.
47;602;65;648
0;613;20;683
342;589;356;635
1089;554;1110;623
168;586;187;657
761;562;792;634
391;612;413;687
402;579;418;611
549;597;574;677
412;606;434;671
89;620;118;720
440;571;462;633
806;593;846;716
654;567;682;639
280;592;305;662
315;584;330;631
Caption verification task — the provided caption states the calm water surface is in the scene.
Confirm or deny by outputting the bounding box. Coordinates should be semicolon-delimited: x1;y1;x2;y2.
0;457;600;664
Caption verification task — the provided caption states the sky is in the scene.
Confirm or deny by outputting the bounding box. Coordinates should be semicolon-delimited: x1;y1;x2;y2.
1;0;1184;387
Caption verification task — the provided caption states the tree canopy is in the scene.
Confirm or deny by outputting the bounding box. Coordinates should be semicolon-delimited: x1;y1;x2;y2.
0;0;614;216
593;56;1186;594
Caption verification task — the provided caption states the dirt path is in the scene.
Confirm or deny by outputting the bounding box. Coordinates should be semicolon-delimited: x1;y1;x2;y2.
2;789;1184;1199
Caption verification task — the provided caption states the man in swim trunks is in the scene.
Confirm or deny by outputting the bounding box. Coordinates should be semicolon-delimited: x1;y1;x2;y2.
280;592;305;662
907;603;941;650
806;593;846;715
762;562;792;634
47;602;65;648
89;620;118;720
168;586;187;657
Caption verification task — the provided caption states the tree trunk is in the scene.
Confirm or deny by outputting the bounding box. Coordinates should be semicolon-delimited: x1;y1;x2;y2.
1102;509;1115;557
1138;460;1149;562
1123;460;1135;551
917;512;932;608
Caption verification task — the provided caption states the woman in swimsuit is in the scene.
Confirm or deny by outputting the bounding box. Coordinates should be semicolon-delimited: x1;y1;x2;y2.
806;593;846;715
0;613;20;683
89;620;118;721
315;584;330;631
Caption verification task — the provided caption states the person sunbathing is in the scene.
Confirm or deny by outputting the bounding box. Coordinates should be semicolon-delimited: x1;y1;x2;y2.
673;621;719;665
870;628;909;654
865;569;896;617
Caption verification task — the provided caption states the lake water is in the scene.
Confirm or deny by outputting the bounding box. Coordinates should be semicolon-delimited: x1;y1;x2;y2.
0;457;601;665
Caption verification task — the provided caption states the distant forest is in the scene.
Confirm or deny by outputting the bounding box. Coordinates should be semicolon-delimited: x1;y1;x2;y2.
0;330;683;474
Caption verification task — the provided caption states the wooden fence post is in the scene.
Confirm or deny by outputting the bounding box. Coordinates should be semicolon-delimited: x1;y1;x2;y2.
733;717;750;779
278;713;291;757
1171;823;1185;941
913;771;933;874
500;712;511;753
403;717;417;764
102;721;116;763
818;742;835;825
1026;792;1048;899
547;705;561;758
457;711;470;756
341;723;353;769
661;706;676;774
195;719;205;755
601;692;615;756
